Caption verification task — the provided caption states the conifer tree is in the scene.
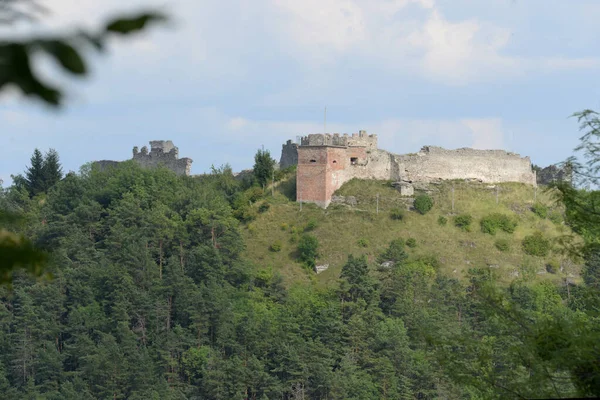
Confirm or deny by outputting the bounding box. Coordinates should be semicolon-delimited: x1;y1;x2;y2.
41;149;63;192
24;149;45;197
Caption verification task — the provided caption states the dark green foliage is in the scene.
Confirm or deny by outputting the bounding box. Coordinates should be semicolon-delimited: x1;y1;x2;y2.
304;218;318;232
297;234;319;268
406;238;417;248
546;259;560;274
357;238;369;248
258;202;270;213
377;239;407;266
389;207;404;220
414;194;433;214
549;211;563;225
24;149;45;196
454;214;473;231
269;241;282;252
495;238;510;252
480;213;517;235
532;202;549;218
252;149;275;188
522;232;551;256
438;215;448;226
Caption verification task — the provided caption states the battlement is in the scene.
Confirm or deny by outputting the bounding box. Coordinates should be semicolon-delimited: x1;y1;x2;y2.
300;130;378;150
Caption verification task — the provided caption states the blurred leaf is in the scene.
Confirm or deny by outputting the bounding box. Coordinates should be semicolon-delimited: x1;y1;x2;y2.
105;12;167;35
36;40;86;74
0;230;47;284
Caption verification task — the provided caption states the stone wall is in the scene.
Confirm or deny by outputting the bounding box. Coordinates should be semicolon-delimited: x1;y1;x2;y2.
280;140;298;169
396;146;536;186
300;131;378;150
94;140;193;176
293;135;537;208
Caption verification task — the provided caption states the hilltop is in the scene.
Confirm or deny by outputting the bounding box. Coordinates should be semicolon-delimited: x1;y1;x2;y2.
243;177;580;286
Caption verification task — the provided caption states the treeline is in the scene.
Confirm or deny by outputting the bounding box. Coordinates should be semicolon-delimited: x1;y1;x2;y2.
0;152;598;398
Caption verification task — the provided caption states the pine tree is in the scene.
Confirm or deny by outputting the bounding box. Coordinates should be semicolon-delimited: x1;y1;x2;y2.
24;149;45;196
41;149;63;192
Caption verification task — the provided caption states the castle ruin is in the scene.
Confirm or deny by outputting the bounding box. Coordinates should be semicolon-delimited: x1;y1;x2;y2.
95;140;193;176
282;131;538;208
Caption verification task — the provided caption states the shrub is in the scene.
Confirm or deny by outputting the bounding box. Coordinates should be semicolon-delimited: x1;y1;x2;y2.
414;194;434;215
247;223;256;234
546;259;560;274
480;213;518;235
298;234;319;267
357;238;369;248
495;238;510;252
377;239;407;265
258;202;270;213
280;222;289;231
390;208;405;221
269;241;282;252
304;218;318;232
549;211;563;225
247;186;264;203
531;202;548;219
406;238;417;248
454;214;473;231
522;232;550;257
438;216;448;226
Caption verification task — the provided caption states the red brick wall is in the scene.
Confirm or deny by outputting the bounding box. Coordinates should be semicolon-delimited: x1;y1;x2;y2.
297;147;330;207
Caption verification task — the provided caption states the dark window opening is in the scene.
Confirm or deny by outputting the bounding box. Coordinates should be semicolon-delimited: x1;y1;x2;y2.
350;157;358;165
310;159;316;163
333;160;337;164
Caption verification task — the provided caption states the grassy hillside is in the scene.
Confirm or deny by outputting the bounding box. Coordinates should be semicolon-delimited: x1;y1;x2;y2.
242;178;581;286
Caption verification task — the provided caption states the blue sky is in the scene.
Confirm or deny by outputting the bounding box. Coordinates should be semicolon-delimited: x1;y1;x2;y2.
2;0;600;184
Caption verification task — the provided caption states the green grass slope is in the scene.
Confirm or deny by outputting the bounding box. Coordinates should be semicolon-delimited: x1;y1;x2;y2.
242;178;581;286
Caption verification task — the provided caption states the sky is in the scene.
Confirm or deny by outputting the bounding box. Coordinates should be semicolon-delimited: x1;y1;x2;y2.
2;0;600;184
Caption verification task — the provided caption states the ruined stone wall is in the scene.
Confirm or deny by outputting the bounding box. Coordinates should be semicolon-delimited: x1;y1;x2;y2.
299;131;377;151
280;140;298;169
396;146;536;185
93;140;193;176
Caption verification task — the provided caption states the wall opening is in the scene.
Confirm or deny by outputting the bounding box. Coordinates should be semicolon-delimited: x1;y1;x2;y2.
310;159;316;163
332;160;337;164
350;157;358;165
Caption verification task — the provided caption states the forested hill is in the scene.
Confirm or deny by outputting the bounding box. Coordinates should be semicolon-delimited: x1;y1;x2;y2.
0;161;598;399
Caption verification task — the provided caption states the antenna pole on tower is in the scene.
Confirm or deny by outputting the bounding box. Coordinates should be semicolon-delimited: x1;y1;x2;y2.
324;107;327;133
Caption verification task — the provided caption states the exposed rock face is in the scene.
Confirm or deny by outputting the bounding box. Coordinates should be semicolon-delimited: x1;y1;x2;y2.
536;164;572;185
95;140;193;176
288;131;537;208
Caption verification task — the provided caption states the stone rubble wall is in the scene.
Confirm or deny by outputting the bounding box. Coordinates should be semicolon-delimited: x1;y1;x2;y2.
395;146;536;186
280;140;299;169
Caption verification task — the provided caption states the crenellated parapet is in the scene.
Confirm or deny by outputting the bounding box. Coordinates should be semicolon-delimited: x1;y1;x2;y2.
300;130;378;151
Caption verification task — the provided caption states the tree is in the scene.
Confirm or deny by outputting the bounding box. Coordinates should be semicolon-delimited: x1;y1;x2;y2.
0;3;167;282
42;149;63;191
253;149;275;189
297;234;318;268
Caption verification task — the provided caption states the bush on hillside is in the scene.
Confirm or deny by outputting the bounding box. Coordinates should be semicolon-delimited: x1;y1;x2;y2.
480;213;518;235
390;208;405;221
531;202;548;219
269;241;282;252
280;223;289;231
495;238;510;252
522;232;550;257
414;194;434;215
377;239;407;266
454;214;473;231
549;211;563;225
298;234;319;267
406;238;417;248
438;216;448;226
304;218;318;232
357;238;369;248
258;202;270;213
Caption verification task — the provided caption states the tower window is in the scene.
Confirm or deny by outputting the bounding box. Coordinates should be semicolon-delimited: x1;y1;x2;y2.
332;160;337;164
310;159;317;163
350;157;358;165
